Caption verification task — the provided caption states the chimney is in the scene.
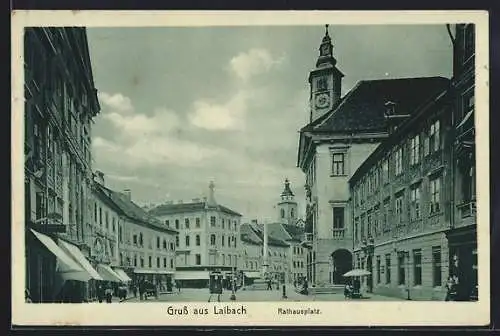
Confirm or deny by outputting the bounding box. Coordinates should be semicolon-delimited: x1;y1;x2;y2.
123;189;131;201
94;170;105;186
384;100;410;134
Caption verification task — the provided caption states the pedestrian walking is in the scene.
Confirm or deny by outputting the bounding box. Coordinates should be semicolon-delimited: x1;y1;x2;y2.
105;284;113;303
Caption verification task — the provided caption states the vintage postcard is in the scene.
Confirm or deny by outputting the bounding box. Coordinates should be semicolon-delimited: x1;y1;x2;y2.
11;10;490;326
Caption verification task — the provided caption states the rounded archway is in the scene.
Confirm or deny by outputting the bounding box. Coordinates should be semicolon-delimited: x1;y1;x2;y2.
331;249;353;285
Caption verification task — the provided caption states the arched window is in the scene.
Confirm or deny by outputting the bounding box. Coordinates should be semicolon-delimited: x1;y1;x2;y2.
281;208;285;218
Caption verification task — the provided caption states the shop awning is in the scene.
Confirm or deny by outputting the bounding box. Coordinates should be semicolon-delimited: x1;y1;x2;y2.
113;268;132;282
30;229;83;274
174;271;210;280
58;239;103;281
244;271;262;279
97;264;123;282
133;269;175;275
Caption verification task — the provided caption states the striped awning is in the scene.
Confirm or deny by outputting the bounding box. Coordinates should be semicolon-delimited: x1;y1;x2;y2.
113;268;132;282
30;229;84;275
58;239;103;281
97;264;123;282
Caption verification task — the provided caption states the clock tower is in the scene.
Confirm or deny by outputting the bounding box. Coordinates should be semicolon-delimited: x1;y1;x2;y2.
308;25;344;123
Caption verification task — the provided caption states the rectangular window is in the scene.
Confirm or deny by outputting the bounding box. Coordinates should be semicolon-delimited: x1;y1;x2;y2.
222;218;225;229
413;249;422;286
140;258;144;268
395;194;404;224
175;219;179;229
410;135;420;165
156;236;160;249
383;199;390;232
430;176;441;214
429;120;441;152
221;235;225;247
367;212;372;238
185;235;190;247
354;217;359;244
360;214;366;241
373;206;380;237
410;185;421;220
163;257;167;268
332;207;344;231
148;256;152;268
157;257;160;268
196;235;200;246
195;217;200;228
398;253;406;285
332;153;345;176
383;159;389;183
385;254;391;284
395;147;403;175
185;218;190;229
133;234;137;245
195;254;201;265
165;220;169;227
210;216;216;227
175;236;179;247
432;246;442;287
376;256;381;284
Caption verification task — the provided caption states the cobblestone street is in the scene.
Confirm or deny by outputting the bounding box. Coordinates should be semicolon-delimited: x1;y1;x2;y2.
121;287;403;303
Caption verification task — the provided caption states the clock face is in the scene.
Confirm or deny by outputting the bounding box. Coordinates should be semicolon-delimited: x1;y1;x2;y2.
315;93;330;108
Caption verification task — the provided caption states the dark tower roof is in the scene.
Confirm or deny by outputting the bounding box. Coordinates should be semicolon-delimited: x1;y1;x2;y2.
316;24;338;68
280;178;295;198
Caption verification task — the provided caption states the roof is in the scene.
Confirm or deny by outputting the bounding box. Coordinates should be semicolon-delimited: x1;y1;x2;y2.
93;183;178;235
282;224;305;241
148;201;242;217
240;223;263;245
349;82;451;185
301;76;450;134
252;224;290;247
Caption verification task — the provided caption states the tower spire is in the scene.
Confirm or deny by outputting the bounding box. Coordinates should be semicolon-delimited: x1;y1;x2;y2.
316;24;336;67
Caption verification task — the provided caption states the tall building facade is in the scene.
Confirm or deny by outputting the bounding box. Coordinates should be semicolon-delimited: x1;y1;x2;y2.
24;27;101;302
349;77;452;300
148;182;242;287
91;177;178;289
296;26;449;287
348;24;477;301
448;23;477;301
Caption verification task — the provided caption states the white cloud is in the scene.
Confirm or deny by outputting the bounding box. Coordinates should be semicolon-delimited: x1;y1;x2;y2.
229;48;285;82
94;93;219;168
98;92;133;113
188;91;248;131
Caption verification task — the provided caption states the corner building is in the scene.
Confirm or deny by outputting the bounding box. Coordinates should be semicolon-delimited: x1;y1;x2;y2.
297;26;451;287
148;182;242;288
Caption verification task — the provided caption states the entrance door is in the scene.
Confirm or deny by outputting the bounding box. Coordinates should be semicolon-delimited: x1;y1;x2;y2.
366;256;373;293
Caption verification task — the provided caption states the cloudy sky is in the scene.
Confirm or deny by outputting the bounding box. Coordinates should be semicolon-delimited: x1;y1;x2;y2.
86;24;453;223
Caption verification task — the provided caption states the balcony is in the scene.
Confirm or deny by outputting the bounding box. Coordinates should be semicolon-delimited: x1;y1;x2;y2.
455;201;476;229
332;228;345;239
